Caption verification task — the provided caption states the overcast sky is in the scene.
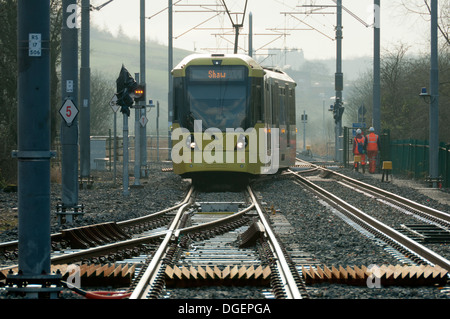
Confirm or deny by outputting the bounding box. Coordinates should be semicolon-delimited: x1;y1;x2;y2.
89;0;433;60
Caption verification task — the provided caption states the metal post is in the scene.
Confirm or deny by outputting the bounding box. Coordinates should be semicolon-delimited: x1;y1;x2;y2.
134;106;141;185
303;111;307;152
335;0;343;162
157;101;160;161
168;0;173;160
113;112;117;185
373;0;381;135
80;0;91;183
109;129;111;171
134;73;141;186
429;0;439;188
140;0;148;177
322;97;326;144
11;0;60;298
60;0;80;219
248;12;253;57
123;113;130;196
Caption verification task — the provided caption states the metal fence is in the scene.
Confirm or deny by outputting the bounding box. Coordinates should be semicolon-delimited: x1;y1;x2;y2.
52;134;171;168
390;140;450;188
342;127;449;188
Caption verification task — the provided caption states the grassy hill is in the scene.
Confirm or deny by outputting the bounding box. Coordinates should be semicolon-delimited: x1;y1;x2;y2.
90;27;372;142
90;27;192;134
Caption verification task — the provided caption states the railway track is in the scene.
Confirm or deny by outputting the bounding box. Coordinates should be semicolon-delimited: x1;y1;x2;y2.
129;185;305;299
0;187;195;270
1;160;449;299
290;159;450;279
1;183;308;299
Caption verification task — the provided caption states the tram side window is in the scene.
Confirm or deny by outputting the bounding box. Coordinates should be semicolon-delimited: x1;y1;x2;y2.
279;86;286;126
250;77;263;125
271;83;279;127
288;87;295;125
173;77;185;124
264;82;272;127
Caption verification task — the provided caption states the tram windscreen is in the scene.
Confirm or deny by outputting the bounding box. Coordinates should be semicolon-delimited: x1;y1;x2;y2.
185;65;249;131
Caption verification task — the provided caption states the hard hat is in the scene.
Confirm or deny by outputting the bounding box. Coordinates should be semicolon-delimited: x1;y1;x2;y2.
369;127;374;132
356;129;361;134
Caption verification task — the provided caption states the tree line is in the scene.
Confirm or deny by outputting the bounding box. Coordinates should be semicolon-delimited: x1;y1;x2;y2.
346;0;450;141
345;44;449;141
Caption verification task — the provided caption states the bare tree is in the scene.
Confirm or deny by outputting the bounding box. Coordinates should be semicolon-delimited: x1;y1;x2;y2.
346;44;449;141
400;0;449;45
89;71;115;136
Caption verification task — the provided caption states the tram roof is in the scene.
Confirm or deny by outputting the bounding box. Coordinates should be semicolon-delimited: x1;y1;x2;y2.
172;53;265;77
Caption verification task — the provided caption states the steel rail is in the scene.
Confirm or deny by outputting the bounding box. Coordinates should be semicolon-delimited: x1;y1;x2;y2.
130;188;256;299
176;203;255;236
290;170;450;273
117;193;192;229
295;158;450;223
0;187;196;272
130;186;195;299
246;186;303;299
330;170;450;223
0;187;196;255
1;187;256;273
0;230;169;274
130;186;303;299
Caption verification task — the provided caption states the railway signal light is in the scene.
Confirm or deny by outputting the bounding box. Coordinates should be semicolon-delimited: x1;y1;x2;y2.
115;64;138;116
115;90;133;116
133;84;145;103
333;100;344;124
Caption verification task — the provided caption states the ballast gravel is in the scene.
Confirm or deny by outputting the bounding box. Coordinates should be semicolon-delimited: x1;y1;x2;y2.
1;161;449;299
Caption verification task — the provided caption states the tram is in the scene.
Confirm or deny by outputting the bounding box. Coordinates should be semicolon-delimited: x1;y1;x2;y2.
171;53;296;179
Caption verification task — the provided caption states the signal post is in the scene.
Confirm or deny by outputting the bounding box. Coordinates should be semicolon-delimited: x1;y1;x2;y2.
115;66;146;195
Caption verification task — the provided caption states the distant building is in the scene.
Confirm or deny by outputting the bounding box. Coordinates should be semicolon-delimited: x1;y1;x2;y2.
259;48;305;70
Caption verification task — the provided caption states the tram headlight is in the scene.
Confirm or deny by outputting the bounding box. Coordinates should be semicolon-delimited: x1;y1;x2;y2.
236;135;247;150
186;135;197;149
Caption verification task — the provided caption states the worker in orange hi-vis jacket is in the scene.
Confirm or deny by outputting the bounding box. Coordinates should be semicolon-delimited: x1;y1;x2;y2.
353;129;366;172
365;127;381;174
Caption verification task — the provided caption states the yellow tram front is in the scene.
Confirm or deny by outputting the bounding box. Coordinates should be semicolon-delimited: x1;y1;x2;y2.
171;54;269;178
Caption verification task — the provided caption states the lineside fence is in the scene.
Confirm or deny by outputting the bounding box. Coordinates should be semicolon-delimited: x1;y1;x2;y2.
343;126;450;188
52;134;171;169
390;140;450;188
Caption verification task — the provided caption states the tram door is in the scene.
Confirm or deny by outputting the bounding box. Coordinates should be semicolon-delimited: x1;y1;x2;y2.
278;84;287;164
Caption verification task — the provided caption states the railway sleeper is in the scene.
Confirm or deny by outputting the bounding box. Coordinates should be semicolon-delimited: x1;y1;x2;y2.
189;218;251;242
396;224;450;243
301;264;448;287
122;217;171;234
1;250;18;261
61;222;130;249
164;265;271;288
